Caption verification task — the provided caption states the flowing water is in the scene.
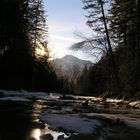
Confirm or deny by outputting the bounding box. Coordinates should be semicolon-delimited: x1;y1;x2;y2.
0;99;69;140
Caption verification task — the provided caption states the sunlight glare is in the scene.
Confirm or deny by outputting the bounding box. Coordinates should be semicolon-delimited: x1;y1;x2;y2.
31;129;41;140
36;48;46;56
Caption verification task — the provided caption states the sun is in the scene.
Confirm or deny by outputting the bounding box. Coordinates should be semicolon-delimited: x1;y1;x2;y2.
36;47;47;56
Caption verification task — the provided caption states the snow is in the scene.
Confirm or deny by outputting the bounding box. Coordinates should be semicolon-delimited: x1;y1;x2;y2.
0;90;48;97
70;95;102;102
0;97;31;102
106;98;123;103
40;113;102;134
1;89;136;104
85;113;140;130
44;124;70;140
0;90;60;100
129;101;140;109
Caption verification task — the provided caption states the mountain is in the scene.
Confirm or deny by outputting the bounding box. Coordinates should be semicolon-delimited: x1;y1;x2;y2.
52;55;92;77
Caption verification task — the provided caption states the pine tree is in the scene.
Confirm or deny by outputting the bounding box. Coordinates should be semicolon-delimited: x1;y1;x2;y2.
27;0;48;58
109;0;140;93
71;0;120;94
0;0;33;89
26;0;48;89
0;0;52;90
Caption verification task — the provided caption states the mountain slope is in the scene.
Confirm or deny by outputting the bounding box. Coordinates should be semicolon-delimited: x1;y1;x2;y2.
52;55;92;76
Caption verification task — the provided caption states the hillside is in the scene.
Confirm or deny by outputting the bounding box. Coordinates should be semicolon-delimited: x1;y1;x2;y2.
52;55;92;76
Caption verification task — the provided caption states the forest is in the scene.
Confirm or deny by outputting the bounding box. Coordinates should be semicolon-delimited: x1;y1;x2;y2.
0;0;140;99
0;1;140;140
0;0;58;91
72;0;140;99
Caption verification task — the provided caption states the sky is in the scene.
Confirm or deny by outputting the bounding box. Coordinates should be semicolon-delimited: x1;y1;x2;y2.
43;0;93;61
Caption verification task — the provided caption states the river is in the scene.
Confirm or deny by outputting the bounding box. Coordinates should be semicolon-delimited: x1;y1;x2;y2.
0;91;140;140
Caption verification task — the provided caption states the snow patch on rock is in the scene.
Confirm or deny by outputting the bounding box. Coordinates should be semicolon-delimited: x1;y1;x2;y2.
0;97;31;102
85;113;140;130
40;113;102;134
129;101;140;109
0;90;60;100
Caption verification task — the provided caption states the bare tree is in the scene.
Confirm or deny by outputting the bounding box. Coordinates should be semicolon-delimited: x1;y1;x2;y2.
71;0;120;95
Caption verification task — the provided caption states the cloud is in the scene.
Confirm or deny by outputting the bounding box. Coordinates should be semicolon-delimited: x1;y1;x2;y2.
49;34;81;42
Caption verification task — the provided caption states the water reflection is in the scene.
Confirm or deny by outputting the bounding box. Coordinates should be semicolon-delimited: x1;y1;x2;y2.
30;129;41;140
29;124;70;140
0;101;33;140
0;100;69;140
44;124;70;140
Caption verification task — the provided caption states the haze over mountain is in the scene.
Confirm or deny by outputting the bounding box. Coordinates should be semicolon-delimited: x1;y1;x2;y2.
52;55;92;76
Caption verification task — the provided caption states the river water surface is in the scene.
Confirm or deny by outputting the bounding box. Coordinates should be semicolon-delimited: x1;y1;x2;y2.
0;92;140;140
0;99;70;140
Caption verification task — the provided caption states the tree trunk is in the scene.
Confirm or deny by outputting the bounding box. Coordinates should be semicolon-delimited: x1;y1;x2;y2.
100;0;120;95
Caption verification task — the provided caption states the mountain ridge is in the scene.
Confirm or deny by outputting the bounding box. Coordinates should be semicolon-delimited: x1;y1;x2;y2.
52;55;92;76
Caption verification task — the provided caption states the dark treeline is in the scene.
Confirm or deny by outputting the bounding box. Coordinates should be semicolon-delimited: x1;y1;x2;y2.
0;0;58;92
71;0;140;99
1;0;140;98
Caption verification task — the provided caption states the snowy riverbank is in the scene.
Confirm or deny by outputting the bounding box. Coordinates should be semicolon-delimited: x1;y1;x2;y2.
0;90;140;140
